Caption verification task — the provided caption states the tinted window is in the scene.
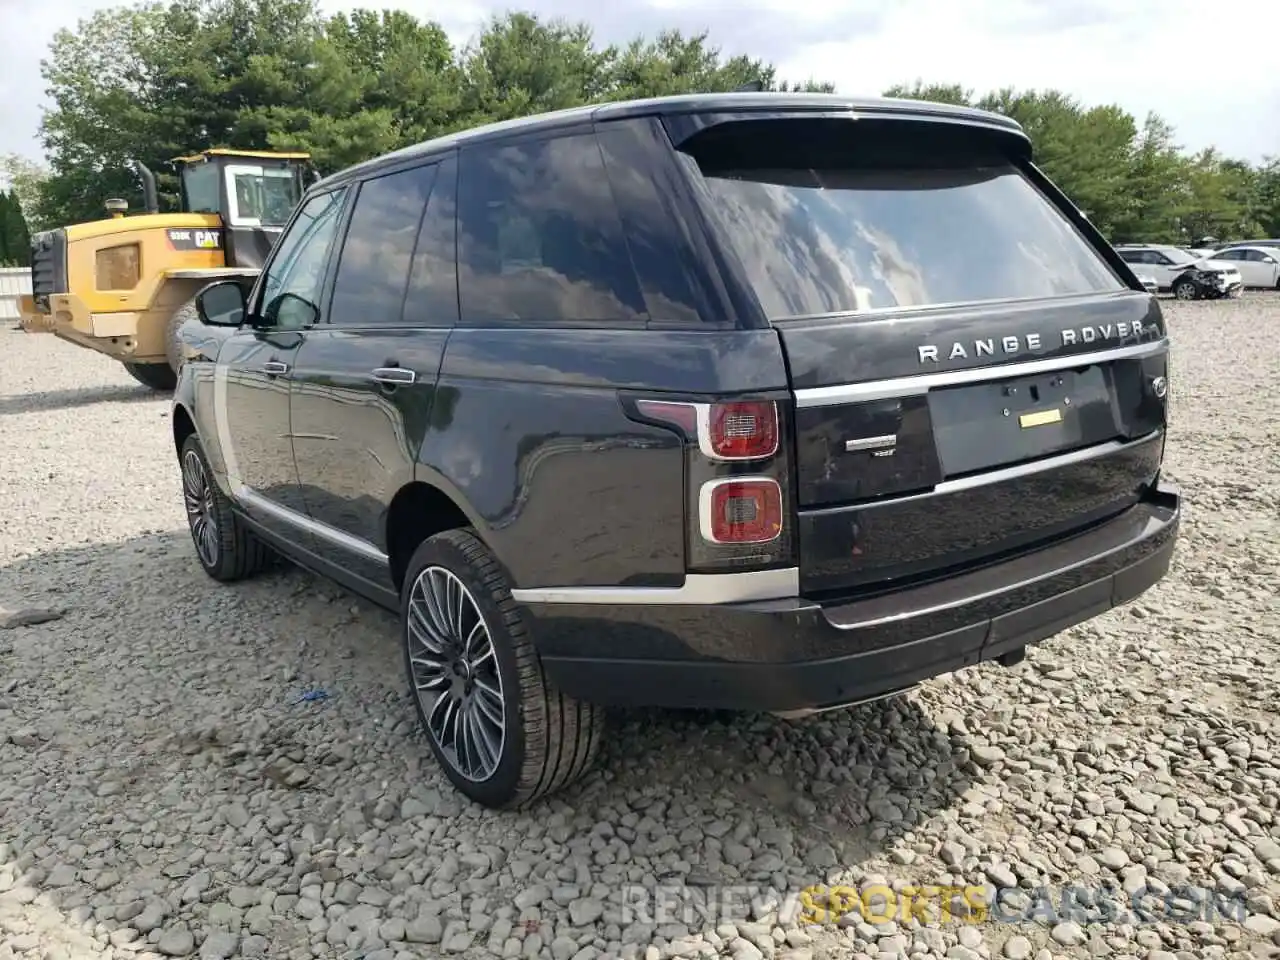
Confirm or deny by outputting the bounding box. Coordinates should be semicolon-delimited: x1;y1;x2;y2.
457;133;647;325
329;164;438;326
182;163;220;214
1215;249;1244;260
1243;249;1270;262
257;188;348;330
404;156;459;328
696;164;1124;320
1117;250;1144;264
595;120;709;326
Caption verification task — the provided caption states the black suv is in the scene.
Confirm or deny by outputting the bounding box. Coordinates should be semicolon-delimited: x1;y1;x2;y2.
172;93;1181;809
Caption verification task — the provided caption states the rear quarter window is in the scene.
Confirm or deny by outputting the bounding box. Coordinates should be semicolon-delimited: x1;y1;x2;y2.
456;132;648;326
695;158;1125;320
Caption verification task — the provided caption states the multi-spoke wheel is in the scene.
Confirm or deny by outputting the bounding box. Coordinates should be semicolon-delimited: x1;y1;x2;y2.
182;448;219;569
407;566;506;782
400;528;605;809
178;434;270;582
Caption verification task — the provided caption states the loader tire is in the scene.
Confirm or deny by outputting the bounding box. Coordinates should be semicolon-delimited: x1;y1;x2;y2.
166;298;198;376
123;361;178;392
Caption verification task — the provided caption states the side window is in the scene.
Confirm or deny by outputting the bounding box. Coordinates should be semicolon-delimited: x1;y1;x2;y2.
457;132;647;326
1152;253;1174;266
328;163;438;327
404;156;459;328
1243;249;1267;262
1216;249;1242;260
256;188;348;330
1117;251;1141;264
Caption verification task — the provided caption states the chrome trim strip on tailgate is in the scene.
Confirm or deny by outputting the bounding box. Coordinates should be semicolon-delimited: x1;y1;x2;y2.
805;430;1164;514
794;339;1169;408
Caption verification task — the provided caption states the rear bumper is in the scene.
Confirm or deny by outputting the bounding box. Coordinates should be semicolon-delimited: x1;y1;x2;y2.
525;480;1180;713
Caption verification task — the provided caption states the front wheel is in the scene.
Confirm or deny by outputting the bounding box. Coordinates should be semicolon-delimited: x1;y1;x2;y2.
123;361;178;391
401;528;604;809
1172;278;1199;301
179;434;271;582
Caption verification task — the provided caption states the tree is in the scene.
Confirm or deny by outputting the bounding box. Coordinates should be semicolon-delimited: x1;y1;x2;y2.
0;190;33;266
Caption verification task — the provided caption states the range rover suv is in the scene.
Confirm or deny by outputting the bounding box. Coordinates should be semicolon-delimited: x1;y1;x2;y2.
171;93;1181;809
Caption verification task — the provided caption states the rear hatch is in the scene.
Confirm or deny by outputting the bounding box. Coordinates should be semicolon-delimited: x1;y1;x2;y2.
671;109;1170;598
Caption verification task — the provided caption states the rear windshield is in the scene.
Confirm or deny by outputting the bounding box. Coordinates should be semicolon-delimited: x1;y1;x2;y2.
695;163;1124;321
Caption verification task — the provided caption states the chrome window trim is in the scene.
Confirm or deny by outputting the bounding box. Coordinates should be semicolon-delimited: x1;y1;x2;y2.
793;339;1169;407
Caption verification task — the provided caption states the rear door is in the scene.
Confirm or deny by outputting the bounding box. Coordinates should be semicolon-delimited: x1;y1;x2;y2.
289;157;457;598
673;113;1170;597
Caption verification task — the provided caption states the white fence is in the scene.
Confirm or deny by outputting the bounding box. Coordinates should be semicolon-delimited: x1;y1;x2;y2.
0;267;31;322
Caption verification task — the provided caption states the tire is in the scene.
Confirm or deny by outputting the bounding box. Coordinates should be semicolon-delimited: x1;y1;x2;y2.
166;298;197;376
178;434;271;582
1172;278;1199;301
123;361;178;391
401;528;604;809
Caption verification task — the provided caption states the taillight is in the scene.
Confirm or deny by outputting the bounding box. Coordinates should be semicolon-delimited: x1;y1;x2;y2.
699;477;783;544
707;401;778;460
634;399;779;462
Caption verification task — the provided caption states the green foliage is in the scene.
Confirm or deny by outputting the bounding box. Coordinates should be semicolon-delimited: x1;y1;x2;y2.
0;190;33;267
885;81;1278;245
26;3;1276;246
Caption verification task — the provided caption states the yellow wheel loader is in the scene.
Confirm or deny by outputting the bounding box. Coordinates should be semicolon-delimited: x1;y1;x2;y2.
18;149;315;391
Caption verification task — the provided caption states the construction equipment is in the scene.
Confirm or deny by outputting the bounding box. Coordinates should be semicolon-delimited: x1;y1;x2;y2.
18;149;315;390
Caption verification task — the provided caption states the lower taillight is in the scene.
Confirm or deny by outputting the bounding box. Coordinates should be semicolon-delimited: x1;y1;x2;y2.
699;477;783;544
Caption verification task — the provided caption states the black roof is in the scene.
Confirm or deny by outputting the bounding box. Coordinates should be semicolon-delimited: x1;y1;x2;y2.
315;91;1028;189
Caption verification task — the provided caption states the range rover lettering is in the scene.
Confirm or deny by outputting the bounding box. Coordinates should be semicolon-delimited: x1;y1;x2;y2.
171;93;1181;809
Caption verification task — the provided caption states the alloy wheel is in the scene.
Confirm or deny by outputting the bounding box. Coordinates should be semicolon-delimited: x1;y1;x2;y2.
406;566;506;781
181;449;219;567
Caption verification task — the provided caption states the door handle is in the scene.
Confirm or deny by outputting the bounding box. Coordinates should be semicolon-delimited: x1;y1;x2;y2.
371;367;416;386
263;360;289;376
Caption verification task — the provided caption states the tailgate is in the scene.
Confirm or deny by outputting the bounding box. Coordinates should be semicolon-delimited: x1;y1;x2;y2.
672;113;1170;596
784;293;1168;594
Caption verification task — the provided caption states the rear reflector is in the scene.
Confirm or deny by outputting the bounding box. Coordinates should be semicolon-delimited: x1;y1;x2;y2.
699;477;783;544
634;398;779;462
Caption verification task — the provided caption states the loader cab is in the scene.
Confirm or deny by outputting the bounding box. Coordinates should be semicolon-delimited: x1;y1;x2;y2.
174;149;313;270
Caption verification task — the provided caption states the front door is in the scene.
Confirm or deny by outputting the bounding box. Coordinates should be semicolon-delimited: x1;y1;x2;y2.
291;158;457;597
213;186;351;544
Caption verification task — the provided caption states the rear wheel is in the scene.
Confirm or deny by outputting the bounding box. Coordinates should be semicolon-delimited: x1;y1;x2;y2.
1172;278;1199;301
179;434;270;582
123;361;178;391
401;528;604;809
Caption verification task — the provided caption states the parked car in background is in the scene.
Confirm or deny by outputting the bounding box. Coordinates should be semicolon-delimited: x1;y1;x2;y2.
1209;245;1280;289
1115;244;1243;300
1205;238;1280;252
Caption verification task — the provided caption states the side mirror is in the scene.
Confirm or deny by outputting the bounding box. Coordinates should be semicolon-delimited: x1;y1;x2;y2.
195;281;247;327
268;292;319;328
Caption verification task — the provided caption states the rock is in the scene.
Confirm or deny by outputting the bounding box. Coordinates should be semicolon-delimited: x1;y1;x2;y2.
157;928;196;957
6;726;38;749
0;606;64;629
406;916;443;944
200;932;239;959
569;898;604;926
1050;921;1085;946
1003;935;1033;960
1243;915;1280;937
971;744;1005;767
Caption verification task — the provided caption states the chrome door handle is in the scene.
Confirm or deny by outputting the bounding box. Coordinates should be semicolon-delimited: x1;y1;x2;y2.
263;360;289;376
371;367;416;385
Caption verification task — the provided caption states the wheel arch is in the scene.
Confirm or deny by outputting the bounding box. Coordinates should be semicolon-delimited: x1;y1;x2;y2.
386;479;492;594
172;402;198;457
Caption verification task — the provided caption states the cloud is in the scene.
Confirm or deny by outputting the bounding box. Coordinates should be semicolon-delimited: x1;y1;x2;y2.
3;0;1277;175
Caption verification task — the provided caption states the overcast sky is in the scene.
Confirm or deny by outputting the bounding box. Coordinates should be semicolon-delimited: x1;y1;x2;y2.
2;0;1278;174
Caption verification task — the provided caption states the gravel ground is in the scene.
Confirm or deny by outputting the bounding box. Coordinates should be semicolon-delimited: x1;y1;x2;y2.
1;294;1278;960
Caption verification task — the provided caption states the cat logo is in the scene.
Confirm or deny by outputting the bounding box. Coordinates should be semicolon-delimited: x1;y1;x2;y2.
166;229;223;251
